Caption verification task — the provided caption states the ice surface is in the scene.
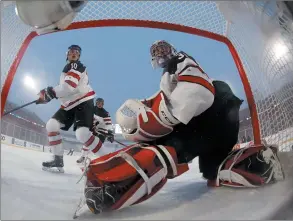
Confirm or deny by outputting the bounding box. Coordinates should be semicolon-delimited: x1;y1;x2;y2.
1;144;292;220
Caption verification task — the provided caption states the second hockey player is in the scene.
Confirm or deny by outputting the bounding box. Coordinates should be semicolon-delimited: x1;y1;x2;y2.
38;45;104;172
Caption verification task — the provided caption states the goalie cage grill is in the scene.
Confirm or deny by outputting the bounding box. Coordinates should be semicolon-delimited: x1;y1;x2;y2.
1;1;293;152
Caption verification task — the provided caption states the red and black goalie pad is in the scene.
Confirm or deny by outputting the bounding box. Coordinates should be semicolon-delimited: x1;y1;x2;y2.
84;143;189;214
216;144;285;188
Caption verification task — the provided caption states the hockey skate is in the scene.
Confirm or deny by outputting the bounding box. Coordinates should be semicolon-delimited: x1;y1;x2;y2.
76;156;86;164
42;155;64;173
76;150;91;172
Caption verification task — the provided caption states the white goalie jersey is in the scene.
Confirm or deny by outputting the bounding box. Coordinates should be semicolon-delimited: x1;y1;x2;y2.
159;51;215;125
116;51;215;142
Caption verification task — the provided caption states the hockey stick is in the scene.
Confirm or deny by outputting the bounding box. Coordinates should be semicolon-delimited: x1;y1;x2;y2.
113;139;128;147
3;100;38;116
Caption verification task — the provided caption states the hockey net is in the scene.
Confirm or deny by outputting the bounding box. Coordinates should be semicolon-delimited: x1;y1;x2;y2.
1;1;293;151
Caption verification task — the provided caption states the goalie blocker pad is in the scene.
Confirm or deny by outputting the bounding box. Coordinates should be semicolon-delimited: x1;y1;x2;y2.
84;144;189;214
216;144;285;187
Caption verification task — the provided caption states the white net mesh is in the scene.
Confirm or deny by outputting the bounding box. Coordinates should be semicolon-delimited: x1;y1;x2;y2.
1;1;293;151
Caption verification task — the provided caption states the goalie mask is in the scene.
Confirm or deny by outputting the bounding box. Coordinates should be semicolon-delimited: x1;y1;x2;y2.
15;1;86;35
150;40;177;69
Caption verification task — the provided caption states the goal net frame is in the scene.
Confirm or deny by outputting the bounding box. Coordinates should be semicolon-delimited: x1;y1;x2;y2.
1;1;293;150
1;23;261;145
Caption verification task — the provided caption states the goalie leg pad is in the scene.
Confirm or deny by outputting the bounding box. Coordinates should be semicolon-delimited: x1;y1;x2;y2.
84;144;189;214
216;144;285;187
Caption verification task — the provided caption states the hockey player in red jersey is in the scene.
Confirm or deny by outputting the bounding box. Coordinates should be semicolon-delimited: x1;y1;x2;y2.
38;45;104;172
75;40;284;215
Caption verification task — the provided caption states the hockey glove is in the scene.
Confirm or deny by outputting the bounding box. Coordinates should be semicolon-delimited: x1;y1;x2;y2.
95;128;114;143
107;134;114;143
36;87;57;104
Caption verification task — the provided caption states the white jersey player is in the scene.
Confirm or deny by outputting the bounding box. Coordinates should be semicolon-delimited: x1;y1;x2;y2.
37;45;104;172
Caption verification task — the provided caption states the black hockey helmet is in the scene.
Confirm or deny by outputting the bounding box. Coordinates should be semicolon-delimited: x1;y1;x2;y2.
96;98;104;108
96;97;104;103
68;44;82;54
67;44;82;61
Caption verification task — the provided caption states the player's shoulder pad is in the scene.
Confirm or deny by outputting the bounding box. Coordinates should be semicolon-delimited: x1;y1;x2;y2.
176;51;197;63
62;61;86;73
164;51;195;75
